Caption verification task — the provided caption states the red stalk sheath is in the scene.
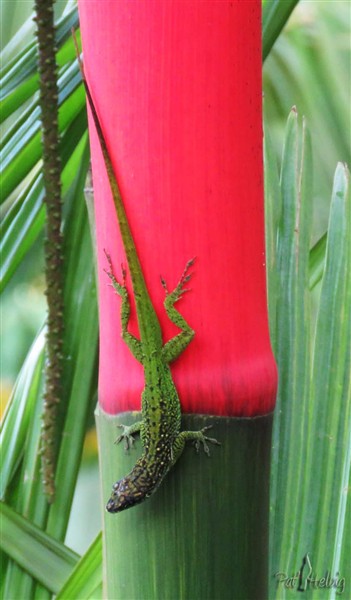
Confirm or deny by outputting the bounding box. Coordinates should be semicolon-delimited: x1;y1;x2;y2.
78;0;277;417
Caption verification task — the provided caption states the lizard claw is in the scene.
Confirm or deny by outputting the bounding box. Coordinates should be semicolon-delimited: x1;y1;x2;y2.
104;248;113;267
178;258;196;289
160;276;168;294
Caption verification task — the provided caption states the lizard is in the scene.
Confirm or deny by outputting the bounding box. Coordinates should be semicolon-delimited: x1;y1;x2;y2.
75;45;220;514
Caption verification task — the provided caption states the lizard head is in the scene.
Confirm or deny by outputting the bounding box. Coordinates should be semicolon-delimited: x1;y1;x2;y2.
106;458;158;513
105;454;166;513
105;472;153;514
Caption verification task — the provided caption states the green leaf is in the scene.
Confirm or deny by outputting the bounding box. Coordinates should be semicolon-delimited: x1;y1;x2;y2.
0;109;87;293
262;0;299;61
302;163;350;583
57;533;102;600
0;330;45;498
309;232;327;290
0;176;45;294
0;6;79;97
0;326;47;599
2;137;98;597
264;122;282;348
1;67;85;202
0;502;79;594
269;109;313;587
267;112;350;598
263;3;351;230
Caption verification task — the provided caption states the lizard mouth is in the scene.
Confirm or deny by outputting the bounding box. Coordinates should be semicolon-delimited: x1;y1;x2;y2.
105;497;124;513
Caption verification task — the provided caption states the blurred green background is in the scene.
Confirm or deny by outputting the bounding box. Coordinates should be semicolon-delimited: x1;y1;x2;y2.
1;0;350;555
263;1;350;242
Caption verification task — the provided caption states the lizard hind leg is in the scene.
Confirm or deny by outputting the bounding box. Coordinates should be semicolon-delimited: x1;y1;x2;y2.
104;250;143;363
161;258;196;364
172;426;221;464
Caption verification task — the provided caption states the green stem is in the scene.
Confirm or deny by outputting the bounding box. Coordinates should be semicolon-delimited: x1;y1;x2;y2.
34;0;64;502
97;409;273;599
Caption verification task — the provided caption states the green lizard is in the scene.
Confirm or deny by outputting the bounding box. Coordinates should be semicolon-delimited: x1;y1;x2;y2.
77;52;220;514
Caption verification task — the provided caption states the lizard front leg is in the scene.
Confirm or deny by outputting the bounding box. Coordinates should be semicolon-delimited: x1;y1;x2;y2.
104;250;144;363
161;258;195;363
115;421;142;450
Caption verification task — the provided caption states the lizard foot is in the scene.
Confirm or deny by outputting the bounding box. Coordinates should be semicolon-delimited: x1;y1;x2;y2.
193;426;221;456
161;257;196;303
114;424;138;451
103;249;127;295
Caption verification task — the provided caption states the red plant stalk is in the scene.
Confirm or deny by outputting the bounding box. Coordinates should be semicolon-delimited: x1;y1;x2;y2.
78;0;277;419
